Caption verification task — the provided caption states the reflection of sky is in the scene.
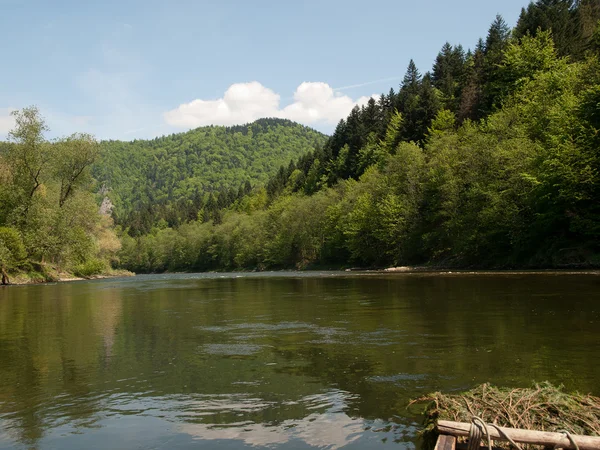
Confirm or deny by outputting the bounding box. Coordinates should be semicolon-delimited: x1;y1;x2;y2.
178;390;366;449
0;388;406;449
19;388;404;450
180;410;363;448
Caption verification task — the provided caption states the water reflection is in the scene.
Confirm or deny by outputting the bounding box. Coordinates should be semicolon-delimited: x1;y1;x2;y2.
0;272;599;449
179;390;366;449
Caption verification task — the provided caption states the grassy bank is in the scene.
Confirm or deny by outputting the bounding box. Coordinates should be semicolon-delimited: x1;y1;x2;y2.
2;263;133;285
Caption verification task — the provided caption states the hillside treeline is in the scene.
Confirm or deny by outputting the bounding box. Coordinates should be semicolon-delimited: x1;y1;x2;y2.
119;0;600;272
94;119;327;235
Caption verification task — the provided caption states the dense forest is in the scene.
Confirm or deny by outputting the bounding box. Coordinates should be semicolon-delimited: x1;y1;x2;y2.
94;119;327;235
2;0;599;278
118;0;600;272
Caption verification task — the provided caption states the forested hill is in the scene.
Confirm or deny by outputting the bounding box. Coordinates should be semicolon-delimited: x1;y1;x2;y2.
93;118;327;235
117;0;600;273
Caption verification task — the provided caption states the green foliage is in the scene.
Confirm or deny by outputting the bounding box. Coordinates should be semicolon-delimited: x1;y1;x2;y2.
0;107;120;276
5;2;595;274
94;118;327;235
115;4;600;271
0;227;27;269
514;0;584;58
73;258;106;277
432;43;466;111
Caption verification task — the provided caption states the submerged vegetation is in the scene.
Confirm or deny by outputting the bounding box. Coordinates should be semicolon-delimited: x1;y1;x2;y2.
414;382;600;450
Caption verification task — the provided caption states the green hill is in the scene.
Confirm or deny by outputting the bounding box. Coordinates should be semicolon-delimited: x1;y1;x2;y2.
94;118;327;234
116;0;600;272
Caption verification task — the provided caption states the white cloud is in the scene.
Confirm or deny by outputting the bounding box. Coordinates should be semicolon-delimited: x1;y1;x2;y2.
164;82;280;129
164;81;378;129
0;108;16;135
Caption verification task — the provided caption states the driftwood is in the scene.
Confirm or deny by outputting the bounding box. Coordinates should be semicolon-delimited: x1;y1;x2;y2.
438;420;600;450
1;265;9;285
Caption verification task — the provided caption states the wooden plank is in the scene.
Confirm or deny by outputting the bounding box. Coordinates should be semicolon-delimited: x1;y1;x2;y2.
438;420;600;450
455;444;504;450
435;434;456;450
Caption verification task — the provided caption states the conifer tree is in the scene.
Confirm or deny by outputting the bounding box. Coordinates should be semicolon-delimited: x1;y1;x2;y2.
514;0;582;57
480;15;512;115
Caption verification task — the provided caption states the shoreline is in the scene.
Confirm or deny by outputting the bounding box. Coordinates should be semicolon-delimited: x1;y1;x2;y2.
2;270;135;286
4;267;598;285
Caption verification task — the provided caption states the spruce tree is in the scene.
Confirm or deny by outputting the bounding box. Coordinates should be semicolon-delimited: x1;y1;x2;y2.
481;15;512;115
514;0;582;57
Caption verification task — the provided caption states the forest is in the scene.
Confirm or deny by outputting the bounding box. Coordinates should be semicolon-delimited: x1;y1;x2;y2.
0;108;121;282
117;0;600;272
1;0;599;277
94;119;327;235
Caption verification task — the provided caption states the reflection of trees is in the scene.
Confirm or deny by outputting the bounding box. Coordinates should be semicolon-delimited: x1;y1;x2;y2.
265;275;600;423
0;283;125;448
0;336;45;448
0;274;598;448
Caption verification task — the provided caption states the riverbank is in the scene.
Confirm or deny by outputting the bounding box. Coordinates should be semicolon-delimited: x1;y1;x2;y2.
2;266;134;285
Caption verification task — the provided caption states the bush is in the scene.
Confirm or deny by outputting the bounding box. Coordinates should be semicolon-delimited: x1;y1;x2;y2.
0;227;27;268
73;258;106;277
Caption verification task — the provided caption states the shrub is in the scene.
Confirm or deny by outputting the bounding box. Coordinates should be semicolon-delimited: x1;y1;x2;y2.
0;227;27;269
73;258;106;277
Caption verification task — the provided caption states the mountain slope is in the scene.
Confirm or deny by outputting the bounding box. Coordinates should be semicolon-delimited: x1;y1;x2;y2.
93;118;327;234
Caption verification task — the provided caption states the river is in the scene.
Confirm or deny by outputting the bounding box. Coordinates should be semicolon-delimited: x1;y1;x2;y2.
0;271;598;449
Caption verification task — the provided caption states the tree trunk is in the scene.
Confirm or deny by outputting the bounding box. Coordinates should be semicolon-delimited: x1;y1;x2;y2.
1;265;9;285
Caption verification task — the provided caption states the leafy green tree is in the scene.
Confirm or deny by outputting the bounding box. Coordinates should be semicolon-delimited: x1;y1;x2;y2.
0;227;27;270
1;107;120;276
54;133;99;207
5;107;50;223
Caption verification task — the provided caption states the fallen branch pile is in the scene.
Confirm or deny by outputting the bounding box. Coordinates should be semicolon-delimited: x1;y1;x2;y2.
411;382;600;450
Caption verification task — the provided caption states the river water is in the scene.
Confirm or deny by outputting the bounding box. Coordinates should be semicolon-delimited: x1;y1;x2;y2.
0;271;598;449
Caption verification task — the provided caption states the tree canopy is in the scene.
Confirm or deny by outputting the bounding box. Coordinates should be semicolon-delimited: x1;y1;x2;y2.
115;0;600;272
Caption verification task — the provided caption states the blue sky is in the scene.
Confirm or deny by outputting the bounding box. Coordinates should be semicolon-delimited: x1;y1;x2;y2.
0;0;530;140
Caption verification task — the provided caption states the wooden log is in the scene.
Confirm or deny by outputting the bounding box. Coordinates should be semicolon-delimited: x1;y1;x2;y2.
438;420;600;450
455;444;504;450
435;434;456;450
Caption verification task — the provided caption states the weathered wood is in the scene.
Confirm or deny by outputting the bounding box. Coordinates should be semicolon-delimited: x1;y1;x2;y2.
435;434;456;450
438;420;600;450
456;444;504;450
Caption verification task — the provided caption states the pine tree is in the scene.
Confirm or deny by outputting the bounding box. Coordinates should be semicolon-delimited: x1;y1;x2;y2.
432;43;466;112
481;15;512;115
458;41;485;122
514;0;582;57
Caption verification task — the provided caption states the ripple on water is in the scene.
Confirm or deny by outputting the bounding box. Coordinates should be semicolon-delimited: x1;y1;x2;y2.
197;321;317;333
367;373;427;383
201;343;264;356
171;390;409;449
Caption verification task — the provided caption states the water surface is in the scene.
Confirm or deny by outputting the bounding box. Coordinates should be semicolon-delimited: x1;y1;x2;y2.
0;271;599;449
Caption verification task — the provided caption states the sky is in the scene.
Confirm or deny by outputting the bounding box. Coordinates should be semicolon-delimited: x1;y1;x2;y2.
0;0;531;140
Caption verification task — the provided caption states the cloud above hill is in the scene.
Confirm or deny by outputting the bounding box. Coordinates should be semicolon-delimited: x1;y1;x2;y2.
164;81;376;128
